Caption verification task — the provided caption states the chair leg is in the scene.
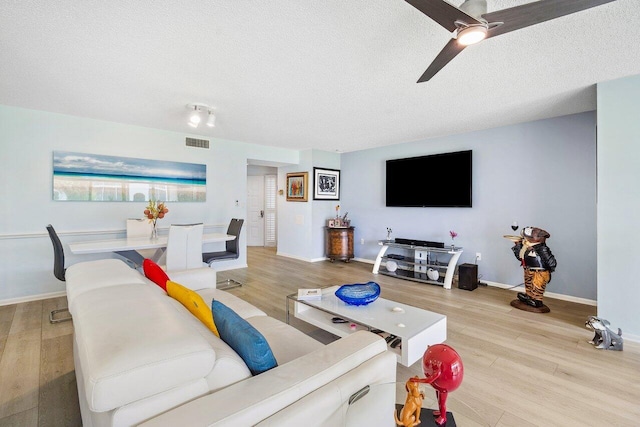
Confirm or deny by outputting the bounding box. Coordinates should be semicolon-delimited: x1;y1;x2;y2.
50;307;72;324
216;278;243;290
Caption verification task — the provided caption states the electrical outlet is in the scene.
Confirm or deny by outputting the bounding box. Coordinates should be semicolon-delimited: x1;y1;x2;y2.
476;252;482;261
360;238;365;245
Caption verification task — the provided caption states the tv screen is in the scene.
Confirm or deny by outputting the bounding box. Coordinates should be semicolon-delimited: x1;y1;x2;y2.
386;150;472;207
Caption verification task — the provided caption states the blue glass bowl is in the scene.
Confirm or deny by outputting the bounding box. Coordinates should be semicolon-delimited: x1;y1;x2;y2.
335;282;381;306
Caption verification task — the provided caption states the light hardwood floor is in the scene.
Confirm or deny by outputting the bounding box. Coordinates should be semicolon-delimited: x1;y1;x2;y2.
1;247;638;426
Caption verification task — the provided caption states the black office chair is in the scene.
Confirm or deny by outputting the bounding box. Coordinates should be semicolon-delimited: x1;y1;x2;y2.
47;224;72;323
203;218;244;289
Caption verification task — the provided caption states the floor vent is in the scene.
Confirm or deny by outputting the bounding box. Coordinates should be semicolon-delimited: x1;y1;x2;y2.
185;137;210;149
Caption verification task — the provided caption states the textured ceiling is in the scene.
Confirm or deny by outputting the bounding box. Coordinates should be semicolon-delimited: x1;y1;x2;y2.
0;1;637;153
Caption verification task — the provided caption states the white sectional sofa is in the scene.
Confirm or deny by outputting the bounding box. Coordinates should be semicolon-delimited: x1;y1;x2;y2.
66;259;396;426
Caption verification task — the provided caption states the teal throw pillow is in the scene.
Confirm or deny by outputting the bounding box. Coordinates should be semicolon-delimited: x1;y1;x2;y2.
211;300;277;375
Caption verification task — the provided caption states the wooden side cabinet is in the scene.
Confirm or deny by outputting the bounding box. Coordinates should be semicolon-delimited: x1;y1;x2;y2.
325;226;354;262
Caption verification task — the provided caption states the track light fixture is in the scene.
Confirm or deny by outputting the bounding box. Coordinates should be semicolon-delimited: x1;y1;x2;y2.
206;110;216;127
186;103;216;129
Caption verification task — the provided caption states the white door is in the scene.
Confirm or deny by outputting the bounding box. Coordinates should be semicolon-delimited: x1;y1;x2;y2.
247;175;265;246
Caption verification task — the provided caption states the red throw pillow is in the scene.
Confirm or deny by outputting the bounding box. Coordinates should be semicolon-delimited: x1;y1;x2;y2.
143;259;170;291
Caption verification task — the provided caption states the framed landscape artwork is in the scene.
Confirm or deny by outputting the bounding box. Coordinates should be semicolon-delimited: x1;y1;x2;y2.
52;151;206;202
286;172;308;202
313;167;340;200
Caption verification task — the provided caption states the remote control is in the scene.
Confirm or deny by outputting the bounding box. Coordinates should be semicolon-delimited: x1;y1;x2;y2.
331;317;348;323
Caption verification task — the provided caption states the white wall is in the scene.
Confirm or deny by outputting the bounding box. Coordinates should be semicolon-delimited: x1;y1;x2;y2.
247;165;277;176
276;149;340;261
310;150;341;260
0;105;299;303
341;112;597;301
597;74;640;339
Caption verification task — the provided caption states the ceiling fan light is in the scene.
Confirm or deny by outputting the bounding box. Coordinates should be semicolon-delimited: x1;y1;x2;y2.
457;25;487;46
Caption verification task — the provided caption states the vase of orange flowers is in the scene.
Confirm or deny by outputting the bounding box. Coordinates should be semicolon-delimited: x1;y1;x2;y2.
144;200;169;240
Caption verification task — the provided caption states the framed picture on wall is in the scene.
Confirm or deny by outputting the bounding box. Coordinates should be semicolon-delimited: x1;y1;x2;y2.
313;167;340;200
52;151;206;202
286;172;308;202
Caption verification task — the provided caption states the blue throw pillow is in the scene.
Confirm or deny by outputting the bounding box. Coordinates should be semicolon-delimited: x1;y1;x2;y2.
211;300;278;375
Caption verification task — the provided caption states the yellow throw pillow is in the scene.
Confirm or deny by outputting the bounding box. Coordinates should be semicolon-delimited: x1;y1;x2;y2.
166;281;219;337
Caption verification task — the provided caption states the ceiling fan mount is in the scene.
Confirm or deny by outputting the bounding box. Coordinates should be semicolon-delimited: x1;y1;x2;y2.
404;0;617;82
458;0;488;18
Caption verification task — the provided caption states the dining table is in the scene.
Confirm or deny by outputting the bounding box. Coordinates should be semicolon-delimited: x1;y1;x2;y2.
69;232;235;265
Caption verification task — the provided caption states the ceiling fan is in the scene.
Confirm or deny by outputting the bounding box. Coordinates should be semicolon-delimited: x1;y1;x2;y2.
405;0;617;82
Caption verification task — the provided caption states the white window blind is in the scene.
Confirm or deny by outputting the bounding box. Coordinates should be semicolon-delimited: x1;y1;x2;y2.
264;175;277;246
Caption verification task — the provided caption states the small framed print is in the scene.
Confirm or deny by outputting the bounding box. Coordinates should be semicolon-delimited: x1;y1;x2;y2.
328;219;335;227
286;172;308;202
313;167;340;200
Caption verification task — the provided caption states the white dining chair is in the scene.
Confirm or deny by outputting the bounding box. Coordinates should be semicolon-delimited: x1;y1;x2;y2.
164;223;204;271
127;218;153;238
115;218;160;268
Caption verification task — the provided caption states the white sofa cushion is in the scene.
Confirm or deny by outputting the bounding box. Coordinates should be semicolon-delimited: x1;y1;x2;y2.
247;316;323;365
197;288;267;319
162;296;253;391
166;267;217;290
73;283;216;412
140;331;392;427
66;259;147;313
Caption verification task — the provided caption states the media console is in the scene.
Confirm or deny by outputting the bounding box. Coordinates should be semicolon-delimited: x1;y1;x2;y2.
372;240;463;289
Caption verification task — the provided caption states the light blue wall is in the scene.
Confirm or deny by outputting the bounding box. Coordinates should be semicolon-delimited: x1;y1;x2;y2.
0;104;605;306
597;75;640;339
0;105;299;302
341;112;597;300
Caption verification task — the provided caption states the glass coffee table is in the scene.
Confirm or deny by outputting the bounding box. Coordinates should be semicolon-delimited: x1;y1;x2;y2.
286;286;447;366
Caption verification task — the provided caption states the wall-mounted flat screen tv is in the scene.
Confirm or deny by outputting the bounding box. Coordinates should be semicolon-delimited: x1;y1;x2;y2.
386;150;472;207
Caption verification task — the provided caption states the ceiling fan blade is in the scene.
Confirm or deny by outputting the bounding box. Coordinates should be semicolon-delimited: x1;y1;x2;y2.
418;38;467;82
483;0;616;39
405;0;482;32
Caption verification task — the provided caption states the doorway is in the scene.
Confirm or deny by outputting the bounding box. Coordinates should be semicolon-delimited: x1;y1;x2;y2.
247;169;277;247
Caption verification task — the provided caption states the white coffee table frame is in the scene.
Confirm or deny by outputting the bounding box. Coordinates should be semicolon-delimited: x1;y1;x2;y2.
286;286;446;367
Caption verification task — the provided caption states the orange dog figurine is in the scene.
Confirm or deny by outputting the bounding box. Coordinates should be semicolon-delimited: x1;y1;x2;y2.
394;376;424;426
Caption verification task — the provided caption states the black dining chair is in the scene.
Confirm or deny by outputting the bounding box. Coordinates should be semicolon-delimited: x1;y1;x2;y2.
46;224;72;323
203;218;244;289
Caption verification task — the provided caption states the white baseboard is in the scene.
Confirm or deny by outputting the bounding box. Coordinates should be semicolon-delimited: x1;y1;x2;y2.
278;252;354;263
483;280;597;306
621;332;640;344
276;251;315;263
0;291;67;307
